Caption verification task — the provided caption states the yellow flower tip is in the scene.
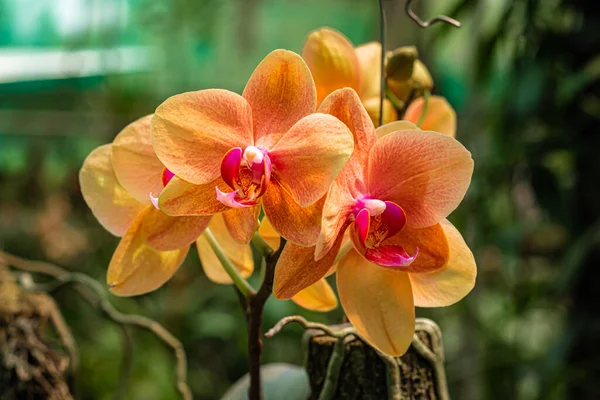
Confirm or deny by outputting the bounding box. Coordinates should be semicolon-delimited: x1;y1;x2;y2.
363;97;398;127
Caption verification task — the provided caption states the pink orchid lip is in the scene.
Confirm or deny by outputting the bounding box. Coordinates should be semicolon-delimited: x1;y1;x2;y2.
355;208;371;245
161;167;175;187
215;187;254;208
365;245;418;268
221;147;243;190
149;192;160;209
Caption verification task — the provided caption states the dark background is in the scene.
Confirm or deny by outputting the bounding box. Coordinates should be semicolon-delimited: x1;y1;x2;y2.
1;0;599;398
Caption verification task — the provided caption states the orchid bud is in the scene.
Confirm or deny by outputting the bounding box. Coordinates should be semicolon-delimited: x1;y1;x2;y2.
386;46;434;103
385;46;418;82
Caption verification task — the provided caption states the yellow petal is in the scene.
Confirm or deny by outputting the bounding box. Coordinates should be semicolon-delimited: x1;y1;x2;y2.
404;96;456;138
409;219;476;307
141;207;211;251
222;206;260;244
337;249;415;356
355;42;382;100
79;144;146;236
362;97;398;128
302;28;360;104
258;217;281;251
291;278;337;312
375;120;419;139
196;214;254;284
111;114;164;203
108;207;189;296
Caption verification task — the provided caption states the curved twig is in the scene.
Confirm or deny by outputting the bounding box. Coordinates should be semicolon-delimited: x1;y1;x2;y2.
0;251;192;400
404;0;461;28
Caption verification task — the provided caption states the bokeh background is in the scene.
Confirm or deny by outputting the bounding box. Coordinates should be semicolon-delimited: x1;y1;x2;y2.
1;0;599;399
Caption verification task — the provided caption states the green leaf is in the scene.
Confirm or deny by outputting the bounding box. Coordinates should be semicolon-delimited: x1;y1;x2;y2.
222;363;310;400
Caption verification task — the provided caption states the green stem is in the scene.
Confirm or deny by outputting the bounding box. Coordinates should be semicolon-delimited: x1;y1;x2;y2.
378;0;387;127
318;337;347;400
251;229;272;256
204;228;256;298
416;90;430;127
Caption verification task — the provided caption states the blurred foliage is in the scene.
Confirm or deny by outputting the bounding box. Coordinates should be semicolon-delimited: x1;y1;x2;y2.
0;0;599;399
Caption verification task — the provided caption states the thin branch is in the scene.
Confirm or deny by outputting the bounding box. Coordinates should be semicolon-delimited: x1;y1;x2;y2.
0;251;192;400
378;0;387;127
404;0;462;28
265;315;357;339
318;337;347;400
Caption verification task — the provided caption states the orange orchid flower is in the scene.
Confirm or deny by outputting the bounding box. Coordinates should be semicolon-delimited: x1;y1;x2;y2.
152;50;354;247
302;27;397;126
79;115;211;296
273;90;476;356
197;216;337;312
403;95;457;137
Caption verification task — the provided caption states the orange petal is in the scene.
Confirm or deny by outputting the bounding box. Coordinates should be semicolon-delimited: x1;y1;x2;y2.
222;206;260;244
337;249;415;356
316;88;376;259
383;223;449;273
196;214;254;284
355;42;382;100
375;120;419;139
152;89;254;184
362;97;398;128
269;113;354;207
409;219;476;307
79;144;146;236
108;208;189;296
368;130;474;228
404;96;456;138
262;179;324;247
158;176;230;216
302;28;360;105
258;217;281;251
273;232;344;299
291;278;338;312
140;207;210;251
111;114;163;204
243;50;316;149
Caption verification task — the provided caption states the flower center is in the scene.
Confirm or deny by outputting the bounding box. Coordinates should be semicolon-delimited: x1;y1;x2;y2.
217;146;272;208
352;197;417;268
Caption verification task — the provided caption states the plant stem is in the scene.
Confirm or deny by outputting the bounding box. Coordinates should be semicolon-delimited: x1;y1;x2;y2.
246;238;286;400
378;0;387;127
251;230;273;256
318;337;347;400
203;228;256;298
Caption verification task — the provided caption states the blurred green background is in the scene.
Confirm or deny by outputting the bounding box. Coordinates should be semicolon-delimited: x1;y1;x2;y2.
1;0;599;399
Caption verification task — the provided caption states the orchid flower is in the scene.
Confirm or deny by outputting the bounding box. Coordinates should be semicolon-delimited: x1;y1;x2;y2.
273;89;476;356
151;50;355;247
302;27;397;125
197;216;337;312
79;115;211;296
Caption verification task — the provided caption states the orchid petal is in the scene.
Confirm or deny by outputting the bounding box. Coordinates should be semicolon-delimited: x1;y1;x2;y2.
79;144;146;236
158;176;230;216
404;96;456;138
368;130;474;228
111;115;164;204
196;214;253;284
291;278;338;312
262;179;324;247
362;97;398;128
355;42;382;100
107;208;189;296
269;113;354;207
315;88;375;260
258;217;280;251
243;50;316;149
380;201;407;239
273;232;345;299
222;206;260;244
355;208;370;245
221;147;243;189
409;219;476;307
302;28;360;104
152;89;253;185
337;249;415;356
383;223;449;273
375;120;419;139
140;207;210;251
215;187;252;209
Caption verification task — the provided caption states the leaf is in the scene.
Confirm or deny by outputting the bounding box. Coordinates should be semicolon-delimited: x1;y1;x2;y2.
222;363;310;400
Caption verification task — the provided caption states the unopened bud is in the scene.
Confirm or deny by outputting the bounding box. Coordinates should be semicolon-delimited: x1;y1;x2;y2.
386;46;418;82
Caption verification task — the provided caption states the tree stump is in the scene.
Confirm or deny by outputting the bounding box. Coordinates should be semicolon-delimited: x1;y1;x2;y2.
0;266;75;400
304;319;448;400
